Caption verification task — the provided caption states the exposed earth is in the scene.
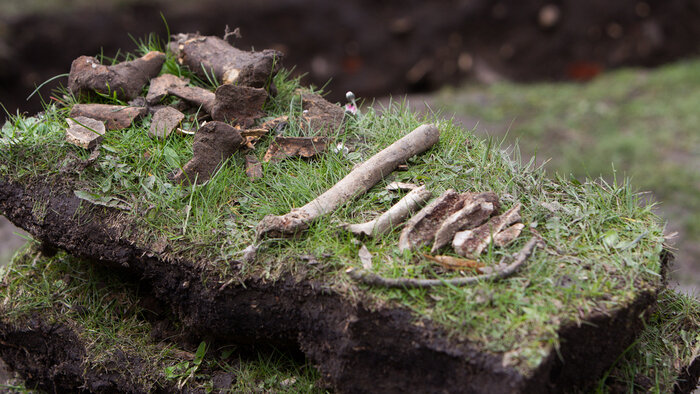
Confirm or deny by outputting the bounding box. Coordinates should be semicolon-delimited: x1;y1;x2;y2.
2;0;700;121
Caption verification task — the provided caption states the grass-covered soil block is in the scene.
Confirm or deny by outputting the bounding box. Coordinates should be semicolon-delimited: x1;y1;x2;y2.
1;248;697;393
0;36;672;392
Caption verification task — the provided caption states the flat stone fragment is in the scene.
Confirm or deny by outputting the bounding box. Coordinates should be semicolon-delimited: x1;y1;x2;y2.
149;107;185;139
453;203;522;258
211;84;268;127
398;189;467;251
300;93;345;135
167;85;216;114
245;155;263;180
65;116;106;150
172;121;244;185
70;104;147;130
68;51;165;101
169;33;283;87
262;136;329;163
146;74;190;105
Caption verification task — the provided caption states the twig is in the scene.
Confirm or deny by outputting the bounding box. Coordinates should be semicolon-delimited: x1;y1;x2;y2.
347;237;541;288
257;124;440;238
342;185;432;237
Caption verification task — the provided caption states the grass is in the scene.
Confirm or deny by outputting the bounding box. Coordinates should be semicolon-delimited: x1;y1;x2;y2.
0;35;668;376
0;244;324;392
434;62;700;289
595;289;700;393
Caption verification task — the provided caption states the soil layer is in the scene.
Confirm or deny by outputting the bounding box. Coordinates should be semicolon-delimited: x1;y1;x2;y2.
0;175;666;392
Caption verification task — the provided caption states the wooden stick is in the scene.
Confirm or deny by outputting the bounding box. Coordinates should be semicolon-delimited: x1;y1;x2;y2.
256;124;440;238
343;185;432;237
347;236;541;288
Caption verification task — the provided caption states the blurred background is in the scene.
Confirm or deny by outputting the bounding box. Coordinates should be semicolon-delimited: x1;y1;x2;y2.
0;0;699;296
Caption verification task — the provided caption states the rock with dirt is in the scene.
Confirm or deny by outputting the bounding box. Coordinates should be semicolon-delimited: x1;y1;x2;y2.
146;73;189;105
171;121;244;185
300;93;345;135
262;136;329;163
149;107;185;139
68;51;165;101
211;84;268;127
167;85;216;114
169;33;283;88
65;116;105;150
69;104;147;130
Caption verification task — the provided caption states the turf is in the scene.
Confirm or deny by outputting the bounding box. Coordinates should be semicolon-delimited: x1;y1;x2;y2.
0;34;667;377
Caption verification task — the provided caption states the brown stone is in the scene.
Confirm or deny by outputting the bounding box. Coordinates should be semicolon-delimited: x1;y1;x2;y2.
149;107;185;139
68;51;165;101
70;104;147;130
65;116;106;150
211;84;268;127
169;34;283;88
146;74;189;105
167;85;216;114
300;93;345;135
171;121;244;185
431;191;500;253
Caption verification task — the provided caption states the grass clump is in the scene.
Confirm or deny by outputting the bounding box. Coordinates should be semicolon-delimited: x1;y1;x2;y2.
0;37;668;375
595;289;700;393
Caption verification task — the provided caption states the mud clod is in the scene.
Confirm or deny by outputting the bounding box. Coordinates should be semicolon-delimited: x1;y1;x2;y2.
70;103;147;130
68;51;165;101
172;121;244;185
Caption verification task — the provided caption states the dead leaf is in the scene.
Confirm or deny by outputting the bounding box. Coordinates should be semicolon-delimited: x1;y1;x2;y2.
423;254;484;271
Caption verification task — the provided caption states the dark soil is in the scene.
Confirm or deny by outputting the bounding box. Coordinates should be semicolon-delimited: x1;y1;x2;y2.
0;175;671;393
2;0;700;122
0;317;174;393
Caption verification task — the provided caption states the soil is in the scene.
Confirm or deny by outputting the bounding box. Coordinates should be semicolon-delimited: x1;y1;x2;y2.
0;175;675;392
2;0;700;122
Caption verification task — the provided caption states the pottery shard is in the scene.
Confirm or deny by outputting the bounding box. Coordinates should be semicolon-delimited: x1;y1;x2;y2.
453;203;522;258
245;155;263;180
300;93;345;135
263;136;329;163
149;107;185;139
167;85;216;114
169;33;283;88
211;84;268;127
172;121;244;185
68;51;165;101
65;116;106;150
147;74;189;105
70;104;147;130
398;189;468;252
